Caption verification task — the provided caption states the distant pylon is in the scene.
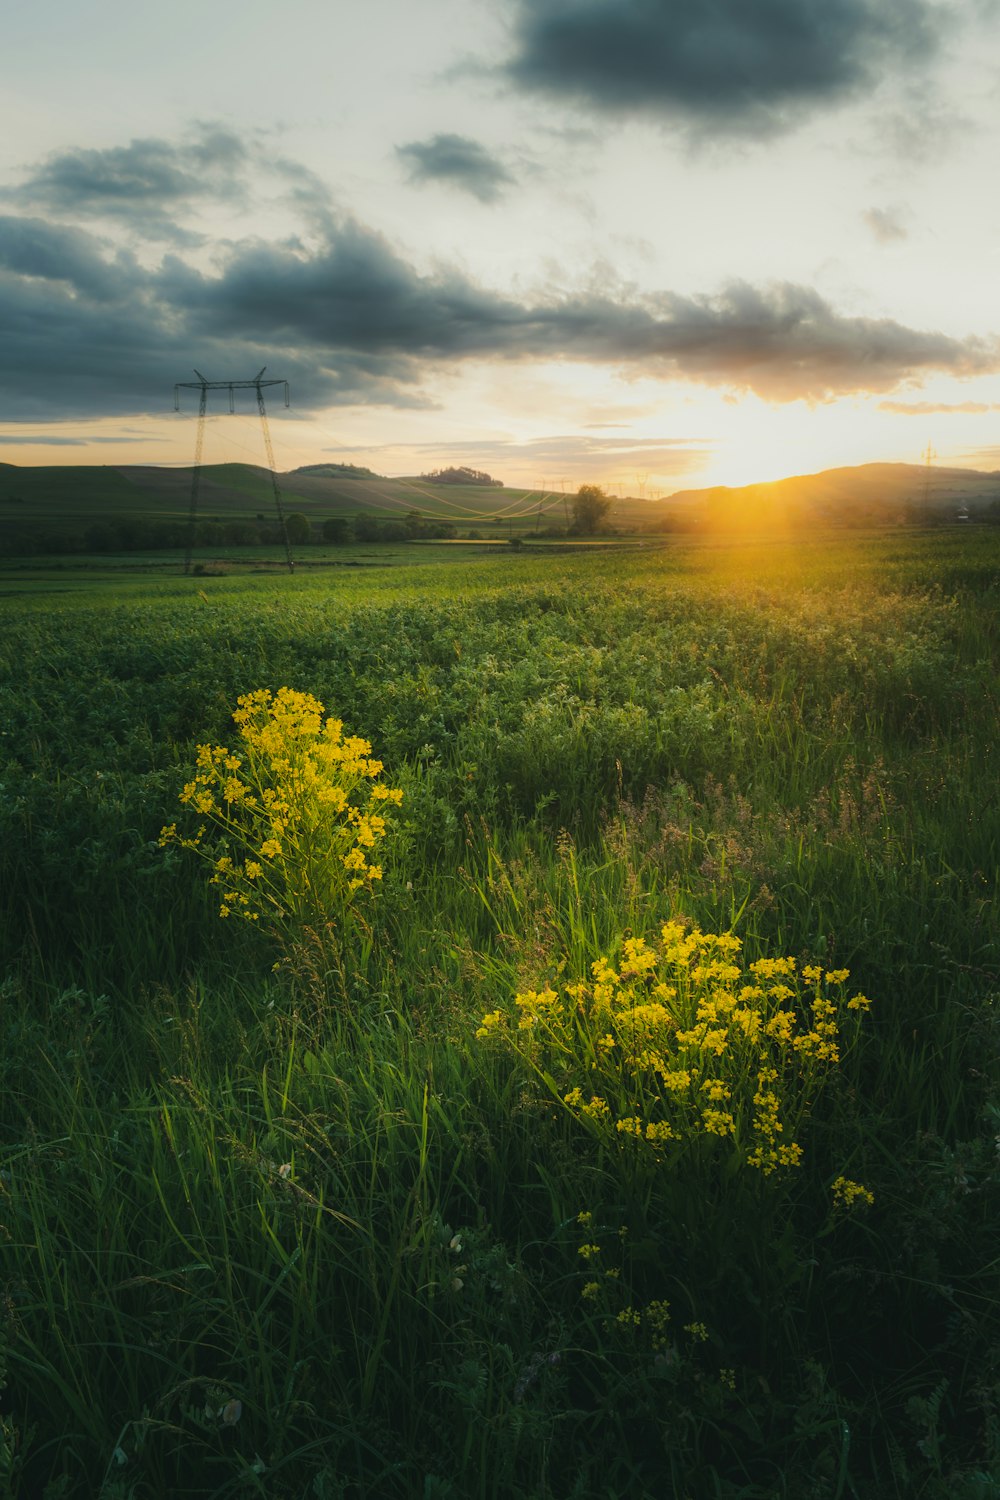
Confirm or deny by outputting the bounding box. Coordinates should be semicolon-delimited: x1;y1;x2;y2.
174;367;293;574
922;441;937;506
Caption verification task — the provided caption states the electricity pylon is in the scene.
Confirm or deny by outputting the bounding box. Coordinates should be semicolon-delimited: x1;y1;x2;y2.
921;441;937;508
174;367;293;574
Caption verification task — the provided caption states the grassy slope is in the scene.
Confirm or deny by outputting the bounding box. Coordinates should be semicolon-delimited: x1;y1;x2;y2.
0;463;152;520
666;461;1000;520
0;462;577;528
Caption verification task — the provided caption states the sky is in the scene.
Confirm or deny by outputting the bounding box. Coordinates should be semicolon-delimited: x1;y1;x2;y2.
2;0;1000;492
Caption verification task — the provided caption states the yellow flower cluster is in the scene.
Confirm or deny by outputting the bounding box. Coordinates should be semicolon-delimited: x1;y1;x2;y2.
613;1298;671;1349
831;1175;875;1210
160;687;402;936
477;922;873;1179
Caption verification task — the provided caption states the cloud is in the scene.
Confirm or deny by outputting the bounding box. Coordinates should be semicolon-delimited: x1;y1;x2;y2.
0;434;89;446
878;400;1000;414
5;126;249;243
0;215;135;300
24;127;246;209
1;201;997;419
503;0;950;134
270;155;339;234
0;433;147;445
862;206;909;243
873;96;968;164
339;433;712;483
957;446;1000;467
176;227;1000;399
396;133;515;202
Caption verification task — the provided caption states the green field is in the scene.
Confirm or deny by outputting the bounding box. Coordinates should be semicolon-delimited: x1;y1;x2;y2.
1;532;999;1498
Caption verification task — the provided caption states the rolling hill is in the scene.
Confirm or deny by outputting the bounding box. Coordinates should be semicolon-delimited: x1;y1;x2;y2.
653;462;1000;531
0;462;570;528
1;459;997;548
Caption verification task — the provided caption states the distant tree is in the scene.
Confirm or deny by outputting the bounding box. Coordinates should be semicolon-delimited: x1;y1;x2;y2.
222;520;260;546
322;517;351;545
354;513;382;542
571;484;611;535
162;521;188;548
422;465;503;488
27;524;80;555
294;462;380;479
284;512;311;545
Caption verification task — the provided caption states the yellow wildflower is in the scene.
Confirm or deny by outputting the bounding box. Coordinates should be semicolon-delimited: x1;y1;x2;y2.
832;1176;875;1210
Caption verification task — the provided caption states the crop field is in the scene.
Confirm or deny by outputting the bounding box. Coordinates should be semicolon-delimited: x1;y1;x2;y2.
1;530;999;1498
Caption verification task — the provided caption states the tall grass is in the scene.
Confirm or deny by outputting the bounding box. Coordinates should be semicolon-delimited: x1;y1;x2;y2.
1;532;999;1497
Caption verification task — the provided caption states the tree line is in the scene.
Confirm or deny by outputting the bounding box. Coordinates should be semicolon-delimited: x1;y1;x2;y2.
0;487;622;558
0;508;464;558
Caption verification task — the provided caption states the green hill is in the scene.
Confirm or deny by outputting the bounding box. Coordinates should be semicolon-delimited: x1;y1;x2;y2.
2;459;996;555
0;462;574;529
654;462;1000;531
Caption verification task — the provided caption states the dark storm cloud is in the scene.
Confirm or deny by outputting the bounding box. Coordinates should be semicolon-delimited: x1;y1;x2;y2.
177;223;999;399
0;215;135;300
6;127;250;243
1;207;996;418
504;0;948;132
1;249;203;418
396;134;515;202
0;217;444;419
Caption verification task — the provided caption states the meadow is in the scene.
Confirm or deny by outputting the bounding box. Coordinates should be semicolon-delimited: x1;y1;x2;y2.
1;530;998;1498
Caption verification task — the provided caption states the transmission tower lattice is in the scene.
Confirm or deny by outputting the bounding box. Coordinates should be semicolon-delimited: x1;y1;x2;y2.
921;441;937;507
173;367;293;574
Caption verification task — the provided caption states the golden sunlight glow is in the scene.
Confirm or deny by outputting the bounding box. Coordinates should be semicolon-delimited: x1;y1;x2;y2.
1;370;996;495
